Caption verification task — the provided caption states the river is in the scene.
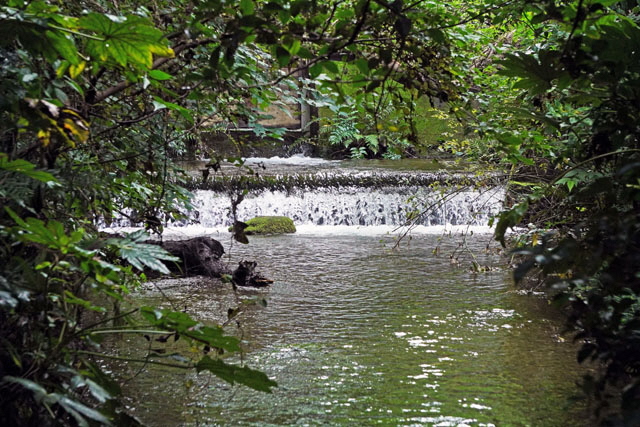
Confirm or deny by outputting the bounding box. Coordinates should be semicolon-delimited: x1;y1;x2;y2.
109;157;589;425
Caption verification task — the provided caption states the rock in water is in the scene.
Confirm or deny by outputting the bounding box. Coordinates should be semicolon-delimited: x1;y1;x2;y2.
161;236;230;277
243;216;296;235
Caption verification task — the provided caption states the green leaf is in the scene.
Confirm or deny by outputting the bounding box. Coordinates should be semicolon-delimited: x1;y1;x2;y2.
58;395;113;426
140;307;241;352
309;62;323;78
0;153;58;184
45;30;80;65
5;376;111;426
353;58;369;75
196;356;277;392
493;201;529;247
71;375;112;404
64;291;107;313
3;376;49;402
152;96;194;124
321;60;339;74
80;13;173;69
275;46;291;67
239;0;255;16
148;69;172;80
113;231;178;274
296;46;313;59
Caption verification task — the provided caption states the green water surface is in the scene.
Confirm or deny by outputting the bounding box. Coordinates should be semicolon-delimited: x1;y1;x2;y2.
114;232;589;426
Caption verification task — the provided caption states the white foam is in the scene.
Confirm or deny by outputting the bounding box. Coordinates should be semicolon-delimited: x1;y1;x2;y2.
194;186;504;228
102;224;497;240
294;224;495;236
242;154;339;166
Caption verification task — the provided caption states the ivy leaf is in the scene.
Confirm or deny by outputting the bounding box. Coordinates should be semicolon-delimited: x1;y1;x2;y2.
195;356;277;392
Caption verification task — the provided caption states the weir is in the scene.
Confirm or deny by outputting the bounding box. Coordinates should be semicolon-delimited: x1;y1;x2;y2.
181;157;505;229
193;185;504;228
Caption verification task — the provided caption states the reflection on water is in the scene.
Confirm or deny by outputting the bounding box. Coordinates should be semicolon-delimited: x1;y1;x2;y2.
116;231;588;426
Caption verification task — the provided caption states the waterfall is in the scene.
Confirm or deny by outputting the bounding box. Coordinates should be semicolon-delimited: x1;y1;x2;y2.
106;158;506;231
193;185;504;228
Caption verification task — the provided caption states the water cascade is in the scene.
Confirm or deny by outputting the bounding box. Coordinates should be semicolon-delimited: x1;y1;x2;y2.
194;185;504;228
183;159;506;229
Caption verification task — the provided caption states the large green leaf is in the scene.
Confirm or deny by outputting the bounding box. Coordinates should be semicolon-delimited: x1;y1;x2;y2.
80;13;173;69
0;153;58;184
112;230;178;274
45;30;80;65
140;307;240;352
196;356;277;392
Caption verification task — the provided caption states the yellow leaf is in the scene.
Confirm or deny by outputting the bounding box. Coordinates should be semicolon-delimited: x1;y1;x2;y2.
37;129;51;147
150;45;175;59
388;125;399;132
69;61;86;79
376;123;383;130
56;61;70;79
60;108;90;147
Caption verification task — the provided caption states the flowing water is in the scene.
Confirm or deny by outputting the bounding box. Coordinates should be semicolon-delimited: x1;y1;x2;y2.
110;157;589;426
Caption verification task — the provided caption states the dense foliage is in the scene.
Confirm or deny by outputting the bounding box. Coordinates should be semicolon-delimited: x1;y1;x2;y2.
485;2;640;423
1;0;640;424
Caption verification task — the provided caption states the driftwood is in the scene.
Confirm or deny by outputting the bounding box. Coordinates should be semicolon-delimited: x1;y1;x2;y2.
231;261;274;288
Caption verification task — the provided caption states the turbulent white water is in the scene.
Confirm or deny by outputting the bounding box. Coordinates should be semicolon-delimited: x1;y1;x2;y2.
241;154;340;166
193;185;504;228
106;157;505;233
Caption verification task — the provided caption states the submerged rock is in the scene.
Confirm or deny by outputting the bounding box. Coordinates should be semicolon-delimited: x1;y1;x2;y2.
243;216;296;235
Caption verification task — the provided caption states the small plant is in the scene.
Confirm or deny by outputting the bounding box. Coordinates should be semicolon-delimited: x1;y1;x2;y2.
322;110;413;159
324;111;362;152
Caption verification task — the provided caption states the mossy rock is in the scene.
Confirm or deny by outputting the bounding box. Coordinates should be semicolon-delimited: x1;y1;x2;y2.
238;216;296;235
